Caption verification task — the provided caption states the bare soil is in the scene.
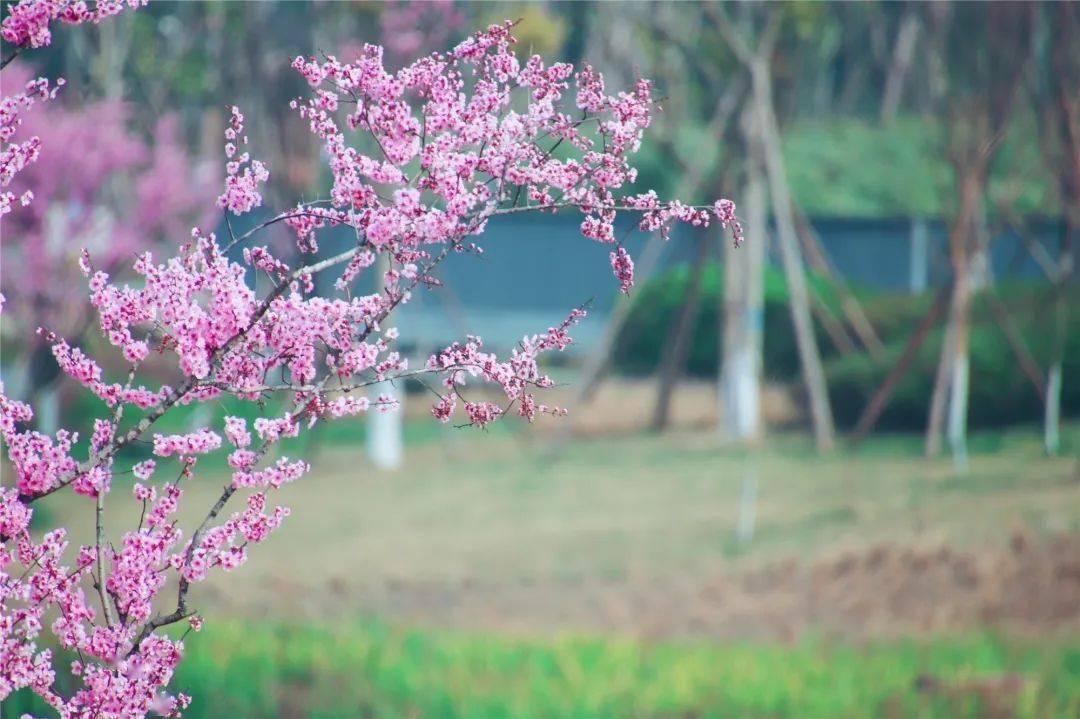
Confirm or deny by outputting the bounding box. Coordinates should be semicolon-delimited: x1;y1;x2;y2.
211;530;1080;641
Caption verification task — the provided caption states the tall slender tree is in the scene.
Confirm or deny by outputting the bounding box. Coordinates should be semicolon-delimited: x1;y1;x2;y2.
710;2;836;452
1034;1;1079;455
925;2;1033;467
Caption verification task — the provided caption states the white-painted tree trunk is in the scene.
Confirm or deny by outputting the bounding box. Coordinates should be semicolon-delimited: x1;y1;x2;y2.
720;127;765;443
1045;237;1071;456
946;351;970;473
368;385;403;470
1045;362;1062;456
909;218;928;294
367;254;403;470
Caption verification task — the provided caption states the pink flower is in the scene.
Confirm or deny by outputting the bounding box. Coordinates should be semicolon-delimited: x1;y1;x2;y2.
0;18;743;715
152;429;222;457
216;106;268;214
610;246;634;293
132;459;156;481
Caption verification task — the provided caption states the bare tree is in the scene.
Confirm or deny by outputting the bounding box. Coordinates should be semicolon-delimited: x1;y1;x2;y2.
1035;1;1079;455
880;5;922;123
709;3;836;452
925;3;1033;468
721;106;767;443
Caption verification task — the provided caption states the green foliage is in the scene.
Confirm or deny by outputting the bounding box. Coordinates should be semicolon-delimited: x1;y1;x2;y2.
784;119;949;218
782;118;1059;219
6;624;1078;718
614;263;1076;430
826;284;1080;431
613;262;843;380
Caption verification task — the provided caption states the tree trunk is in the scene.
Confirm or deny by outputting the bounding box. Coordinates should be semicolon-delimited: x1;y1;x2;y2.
880;9;921;122
1045;360;1062;455
1044;0;1079;455
751;60;835;452
652;232;710;431
720;138;766;443
945;327;970;473
368;254;403;470
1046;225;1074;455
925;315;954;458
942;170;982;472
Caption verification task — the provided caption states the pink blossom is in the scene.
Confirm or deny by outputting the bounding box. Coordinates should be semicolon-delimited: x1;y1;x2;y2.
1;0;147;49
216;106;268;214
0;19;743;716
223;416;252;448
132;460;156;481
152;430;223;458
610;246;635;293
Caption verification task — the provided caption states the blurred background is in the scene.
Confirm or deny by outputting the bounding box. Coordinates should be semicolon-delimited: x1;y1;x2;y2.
2;1;1078;717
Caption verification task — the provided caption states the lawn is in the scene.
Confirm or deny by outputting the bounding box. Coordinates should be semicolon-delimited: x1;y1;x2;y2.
45;420;1080;594
6;622;1079;718
11;422;1078;717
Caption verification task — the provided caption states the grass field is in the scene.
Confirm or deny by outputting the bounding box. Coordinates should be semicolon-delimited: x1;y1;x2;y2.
6;622;1080;718
10;422;1079;717
46;420;1080;599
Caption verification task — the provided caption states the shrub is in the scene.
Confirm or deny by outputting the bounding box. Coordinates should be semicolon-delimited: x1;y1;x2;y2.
613;263;841;380
614;263;1077;429
826;285;1080;430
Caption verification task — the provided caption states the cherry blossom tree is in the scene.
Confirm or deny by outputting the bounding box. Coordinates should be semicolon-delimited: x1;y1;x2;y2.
1;3;741;715
1;61;212;427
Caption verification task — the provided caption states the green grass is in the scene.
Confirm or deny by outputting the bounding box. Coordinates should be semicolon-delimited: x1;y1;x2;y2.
12;426;1078;717
6;622;1079;718
42;423;1080;592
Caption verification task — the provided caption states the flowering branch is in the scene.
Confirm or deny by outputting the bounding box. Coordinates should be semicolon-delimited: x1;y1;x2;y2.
1;13;742;717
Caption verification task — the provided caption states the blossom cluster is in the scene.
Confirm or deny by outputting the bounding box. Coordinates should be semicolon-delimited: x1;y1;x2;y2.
1;15;741;718
285;19;741;292
0;0;147;49
0;75;61;216
216;106;269;215
2;60;212;345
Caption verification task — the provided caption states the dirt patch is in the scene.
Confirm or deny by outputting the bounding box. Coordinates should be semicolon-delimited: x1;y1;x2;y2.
227;531;1080;640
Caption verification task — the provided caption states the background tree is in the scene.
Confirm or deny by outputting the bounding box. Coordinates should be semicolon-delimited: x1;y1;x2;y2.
1032;1;1078;455
0;62;211;430
924;3;1033;469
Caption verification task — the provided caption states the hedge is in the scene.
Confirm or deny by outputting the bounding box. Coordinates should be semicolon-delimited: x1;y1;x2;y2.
613;263;1077;430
